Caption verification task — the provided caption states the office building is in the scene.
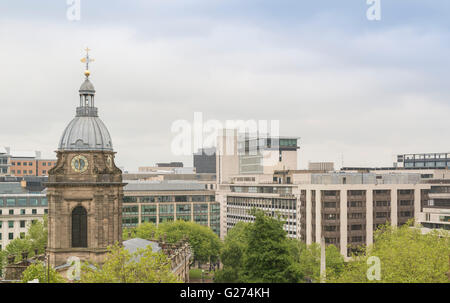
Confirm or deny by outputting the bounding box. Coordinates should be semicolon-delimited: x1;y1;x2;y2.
217;170;433;258
308;162;335;171
123;181;220;236
396;152;450;169
216;129;299;183
0;182;48;250
194;147;216;174
0;147;11;176
8;150;56;177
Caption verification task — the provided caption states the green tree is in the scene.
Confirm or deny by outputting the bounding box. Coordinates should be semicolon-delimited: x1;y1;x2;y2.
4;215;48;263
241;210;302;282
217;210;303;283
329;222;450;283
214;222;250;282
155;220;222;267
295;242;345;282
80;242;179;283
21;261;66;283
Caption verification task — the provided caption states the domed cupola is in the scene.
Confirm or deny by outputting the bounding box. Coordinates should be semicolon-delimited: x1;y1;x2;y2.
58;49;113;151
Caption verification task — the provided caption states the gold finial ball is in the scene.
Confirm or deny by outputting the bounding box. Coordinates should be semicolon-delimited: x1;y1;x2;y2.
84;70;90;77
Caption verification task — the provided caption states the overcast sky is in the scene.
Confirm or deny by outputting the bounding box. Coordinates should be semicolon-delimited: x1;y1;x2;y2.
1;0;449;171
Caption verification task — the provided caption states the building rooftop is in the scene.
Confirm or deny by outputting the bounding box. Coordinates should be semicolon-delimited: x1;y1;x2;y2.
123;238;161;254
0;182;27;195
124;180;208;191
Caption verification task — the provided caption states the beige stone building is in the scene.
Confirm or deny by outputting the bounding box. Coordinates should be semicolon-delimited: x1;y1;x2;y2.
217;170;438;259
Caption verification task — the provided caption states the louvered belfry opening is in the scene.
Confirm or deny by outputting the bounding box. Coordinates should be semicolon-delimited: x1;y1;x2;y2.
72;206;87;247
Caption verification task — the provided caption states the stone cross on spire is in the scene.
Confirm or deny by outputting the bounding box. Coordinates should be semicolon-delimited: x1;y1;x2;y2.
80;47;95;77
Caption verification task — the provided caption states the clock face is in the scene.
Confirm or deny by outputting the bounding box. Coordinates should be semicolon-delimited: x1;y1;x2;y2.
106;155;113;169
71;155;88;173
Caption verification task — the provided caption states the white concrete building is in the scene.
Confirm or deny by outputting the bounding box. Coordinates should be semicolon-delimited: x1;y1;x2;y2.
0;183;48;250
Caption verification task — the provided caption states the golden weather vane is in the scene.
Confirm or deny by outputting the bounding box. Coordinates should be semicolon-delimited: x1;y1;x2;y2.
80;47;95;77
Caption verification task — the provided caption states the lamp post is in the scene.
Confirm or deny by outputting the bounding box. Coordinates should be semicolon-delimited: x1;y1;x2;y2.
44;246;49;283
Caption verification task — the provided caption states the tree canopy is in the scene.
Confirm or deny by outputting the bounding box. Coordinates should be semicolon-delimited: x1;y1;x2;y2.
80;243;179;283
124;221;222;266
0;215;48;275
21;261;66;283
216;210;304;283
328;222;450;283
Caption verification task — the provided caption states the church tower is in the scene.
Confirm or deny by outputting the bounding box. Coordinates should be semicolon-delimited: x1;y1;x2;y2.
47;49;124;267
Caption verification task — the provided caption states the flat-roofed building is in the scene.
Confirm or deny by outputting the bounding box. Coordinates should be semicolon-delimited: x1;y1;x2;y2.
308;162;334;171
0;182;48;250
397;152;450;169
0;147;11;176
418;180;450;232
8;150;56;177
194;147;216;174
216;130;300;183
123;181;220;237
217;171;431;258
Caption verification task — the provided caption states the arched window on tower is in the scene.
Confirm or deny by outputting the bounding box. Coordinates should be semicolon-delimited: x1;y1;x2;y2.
72;206;87;247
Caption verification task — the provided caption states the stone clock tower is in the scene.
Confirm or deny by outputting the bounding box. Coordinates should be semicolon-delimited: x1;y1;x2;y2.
46;49;125;267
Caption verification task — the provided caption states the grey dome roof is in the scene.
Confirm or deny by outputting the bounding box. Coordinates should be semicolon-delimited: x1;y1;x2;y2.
79;79;95;93
58;116;113;151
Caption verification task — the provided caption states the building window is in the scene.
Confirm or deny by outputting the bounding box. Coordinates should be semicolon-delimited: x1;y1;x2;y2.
42;162;46;166
141;205;156;215
175;196;188;202
20;232;25;239
32;209;37;215
8;233;13;240
8;221;14;228
44;209;48;214
9;209;14;215
20;220;26;228
72;206;87;248
18;198;27;206
6;199;15;206
29;198;38;206
41;198;48;206
20;209;26;215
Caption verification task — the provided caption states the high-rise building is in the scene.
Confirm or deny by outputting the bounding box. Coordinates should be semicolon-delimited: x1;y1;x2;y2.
46;51;124;267
194;147;216;174
215;129;299;183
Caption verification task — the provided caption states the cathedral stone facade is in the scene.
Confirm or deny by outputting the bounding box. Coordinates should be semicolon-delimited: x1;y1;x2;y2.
47;55;124;267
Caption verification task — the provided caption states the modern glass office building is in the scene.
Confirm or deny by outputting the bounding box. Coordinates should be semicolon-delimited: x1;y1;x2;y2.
122;181;220;236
